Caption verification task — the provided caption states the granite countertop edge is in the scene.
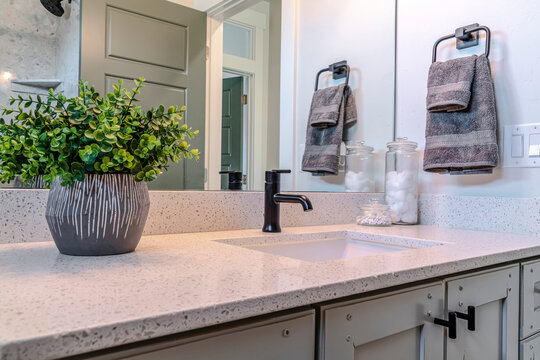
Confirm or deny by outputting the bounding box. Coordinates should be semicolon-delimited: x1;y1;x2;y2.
1;224;540;360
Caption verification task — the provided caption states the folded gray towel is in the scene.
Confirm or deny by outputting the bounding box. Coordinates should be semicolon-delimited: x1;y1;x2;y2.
423;54;499;174
427;55;476;112
307;84;356;128
302;84;357;175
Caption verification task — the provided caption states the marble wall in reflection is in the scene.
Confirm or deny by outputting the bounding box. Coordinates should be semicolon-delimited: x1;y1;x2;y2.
0;0;80;188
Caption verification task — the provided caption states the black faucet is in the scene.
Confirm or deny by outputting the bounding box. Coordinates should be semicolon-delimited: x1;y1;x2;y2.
263;170;313;233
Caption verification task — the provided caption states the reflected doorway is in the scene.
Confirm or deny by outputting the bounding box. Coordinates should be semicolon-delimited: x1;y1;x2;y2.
221;73;248;190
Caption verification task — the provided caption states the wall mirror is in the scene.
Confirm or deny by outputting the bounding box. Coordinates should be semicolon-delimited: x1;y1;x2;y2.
0;0;395;192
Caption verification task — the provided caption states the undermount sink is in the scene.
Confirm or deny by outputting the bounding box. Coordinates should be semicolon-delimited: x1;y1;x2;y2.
216;230;444;263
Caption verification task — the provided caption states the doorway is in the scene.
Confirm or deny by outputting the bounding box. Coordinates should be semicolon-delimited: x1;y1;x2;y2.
221;71;249;190
221;1;274;190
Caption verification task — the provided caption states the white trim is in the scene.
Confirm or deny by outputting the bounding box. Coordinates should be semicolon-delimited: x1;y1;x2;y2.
205;0;263;190
207;0;263;20
223;54;256;73
204;17;224;190
230;8;268;29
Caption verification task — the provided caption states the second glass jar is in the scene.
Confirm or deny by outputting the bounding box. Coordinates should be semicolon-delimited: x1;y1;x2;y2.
384;137;419;224
344;141;375;192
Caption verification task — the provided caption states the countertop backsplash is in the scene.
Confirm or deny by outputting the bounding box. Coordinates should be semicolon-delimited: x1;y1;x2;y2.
419;194;540;235
0;190;382;244
2;189;538;244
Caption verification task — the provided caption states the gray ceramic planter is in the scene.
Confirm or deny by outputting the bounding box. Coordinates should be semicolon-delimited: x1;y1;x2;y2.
45;174;150;256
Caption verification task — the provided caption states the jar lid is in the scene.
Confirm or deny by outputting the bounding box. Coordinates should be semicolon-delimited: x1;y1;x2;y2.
360;198;390;211
345;140;374;153
386;137;418;149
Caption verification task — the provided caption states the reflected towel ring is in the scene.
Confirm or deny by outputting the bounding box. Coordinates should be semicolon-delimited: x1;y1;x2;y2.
314;60;350;91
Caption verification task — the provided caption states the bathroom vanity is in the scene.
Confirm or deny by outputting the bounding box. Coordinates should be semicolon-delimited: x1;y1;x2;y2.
3;0;540;358
2;224;540;360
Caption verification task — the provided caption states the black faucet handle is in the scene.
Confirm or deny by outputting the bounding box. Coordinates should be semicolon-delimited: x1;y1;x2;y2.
271;169;291;174
265;169;291;184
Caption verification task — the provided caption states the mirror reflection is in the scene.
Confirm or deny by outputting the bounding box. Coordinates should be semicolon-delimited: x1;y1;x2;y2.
0;0;395;192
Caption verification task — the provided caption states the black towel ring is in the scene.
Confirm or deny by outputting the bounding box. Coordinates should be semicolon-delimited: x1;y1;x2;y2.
314;60;350;91
432;24;491;63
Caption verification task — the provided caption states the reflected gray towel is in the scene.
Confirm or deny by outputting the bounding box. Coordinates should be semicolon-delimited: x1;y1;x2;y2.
308;83;356;128
302;84;357;175
423;54;499;174
427;55;476;112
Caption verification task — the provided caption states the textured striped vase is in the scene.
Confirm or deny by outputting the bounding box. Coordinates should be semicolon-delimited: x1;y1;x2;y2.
45;174;150;256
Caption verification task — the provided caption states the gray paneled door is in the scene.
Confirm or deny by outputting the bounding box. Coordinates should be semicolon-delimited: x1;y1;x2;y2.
80;0;207;190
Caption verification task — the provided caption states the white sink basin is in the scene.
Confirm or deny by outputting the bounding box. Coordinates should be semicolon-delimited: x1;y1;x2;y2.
216;230;444;263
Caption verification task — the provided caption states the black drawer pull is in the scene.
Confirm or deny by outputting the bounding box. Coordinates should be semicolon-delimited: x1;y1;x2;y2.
434;312;457;339
455;305;476;331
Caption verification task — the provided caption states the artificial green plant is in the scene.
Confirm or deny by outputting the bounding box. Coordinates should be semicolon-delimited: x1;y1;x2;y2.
0;78;199;186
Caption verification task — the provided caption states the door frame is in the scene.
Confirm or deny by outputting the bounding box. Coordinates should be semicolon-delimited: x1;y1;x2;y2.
205;0;263;190
222;8;268;190
205;0;289;190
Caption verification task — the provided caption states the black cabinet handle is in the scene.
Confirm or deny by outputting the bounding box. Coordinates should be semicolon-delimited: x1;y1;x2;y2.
455;305;476;331
434;312;457;339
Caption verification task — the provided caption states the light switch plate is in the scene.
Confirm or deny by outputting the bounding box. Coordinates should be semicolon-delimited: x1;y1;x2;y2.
503;123;540;167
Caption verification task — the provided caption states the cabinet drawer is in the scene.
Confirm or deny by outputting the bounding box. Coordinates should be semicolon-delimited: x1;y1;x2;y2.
319;283;445;360
522;259;540;339
521;332;540;360
82;310;315;360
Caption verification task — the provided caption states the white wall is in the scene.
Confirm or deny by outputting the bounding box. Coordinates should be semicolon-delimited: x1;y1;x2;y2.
288;0;396;192
396;0;540;197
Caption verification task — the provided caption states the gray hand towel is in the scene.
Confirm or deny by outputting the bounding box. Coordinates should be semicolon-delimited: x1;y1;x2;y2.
427;55;476;112
302;84;357;175
423;54;499;174
308;84;356;128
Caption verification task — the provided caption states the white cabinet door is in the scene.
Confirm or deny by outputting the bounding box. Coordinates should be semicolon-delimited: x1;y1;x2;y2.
85;310;315;360
446;265;519;360
521;259;540;339
320;283;445;360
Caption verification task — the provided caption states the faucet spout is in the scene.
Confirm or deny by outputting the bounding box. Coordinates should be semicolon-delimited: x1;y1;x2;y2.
262;169;313;233
273;194;313;212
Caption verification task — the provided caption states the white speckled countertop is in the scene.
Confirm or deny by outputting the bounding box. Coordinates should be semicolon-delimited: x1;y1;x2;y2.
2;224;540;360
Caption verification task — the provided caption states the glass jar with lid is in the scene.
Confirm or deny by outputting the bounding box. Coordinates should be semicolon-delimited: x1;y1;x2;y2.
356;199;392;227
385;137;419;225
344;140;375;192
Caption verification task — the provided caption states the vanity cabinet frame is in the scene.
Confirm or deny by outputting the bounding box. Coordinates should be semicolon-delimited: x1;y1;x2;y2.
521;259;540;340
